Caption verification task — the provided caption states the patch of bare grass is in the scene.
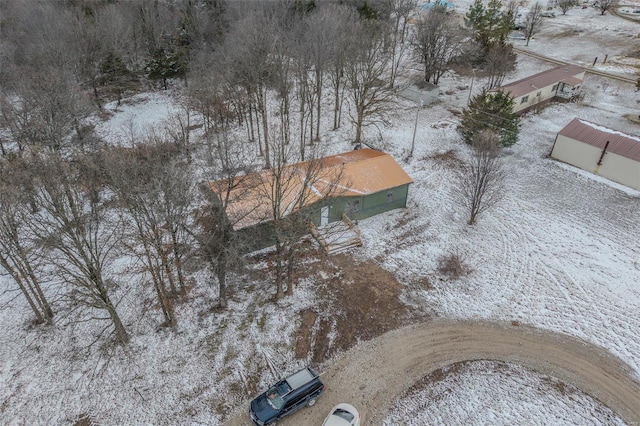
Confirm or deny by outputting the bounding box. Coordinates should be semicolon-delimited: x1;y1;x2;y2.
425;149;463;169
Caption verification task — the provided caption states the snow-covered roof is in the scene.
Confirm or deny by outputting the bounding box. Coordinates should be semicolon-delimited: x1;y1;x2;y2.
207;148;413;230
494;65;585;99
558;118;640;161
420;1;456;9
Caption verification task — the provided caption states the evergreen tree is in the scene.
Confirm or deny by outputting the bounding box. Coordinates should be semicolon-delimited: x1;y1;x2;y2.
459;90;520;147
99;52;136;105
146;46;188;90
464;0;486;36
465;0;514;50
486;0;513;44
358;1;380;20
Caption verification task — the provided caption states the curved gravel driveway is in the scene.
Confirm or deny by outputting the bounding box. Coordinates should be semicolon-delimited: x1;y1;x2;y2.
225;320;640;425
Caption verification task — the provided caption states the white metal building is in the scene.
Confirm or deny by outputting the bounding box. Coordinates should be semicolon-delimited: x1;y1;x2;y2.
551;118;640;190
494;65;585;114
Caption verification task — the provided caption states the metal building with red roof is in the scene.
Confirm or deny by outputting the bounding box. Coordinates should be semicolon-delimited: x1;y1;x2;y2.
551;118;640;190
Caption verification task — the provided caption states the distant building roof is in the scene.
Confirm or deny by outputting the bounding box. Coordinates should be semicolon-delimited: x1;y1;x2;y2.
420;1;455;9
495;65;585;99
558;118;640;161
206;148;413;230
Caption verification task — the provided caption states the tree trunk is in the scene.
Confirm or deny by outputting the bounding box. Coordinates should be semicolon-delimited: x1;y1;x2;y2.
275;243;284;299
105;300;130;345
161;249;178;295
215;256;227;308
285;246;297;297
170;229;186;294
333;74;340;130
354;105;365;144
151;267;175;326
299;95;306;160
15;242;54;320
255;86;270;169
315;72;322;142
97;278;130;344
1;258;45;324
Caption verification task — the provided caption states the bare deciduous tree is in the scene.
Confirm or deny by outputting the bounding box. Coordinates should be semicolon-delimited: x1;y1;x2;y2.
0;70;92;153
456;130;506;225
326;5;357;131
219;5;284;168
523;2;545;46
387;0;418;44
558;0;578;14
411;5;467;85
257;138;345;298
194;131;256;309
307;8;335;144
345;22;396;145
26;152;130;344
484;43;517;89
291;21;315;157
383;0;416;87
165;102;196;161
0;158;54;324
105;139;193;326
595;0;618;15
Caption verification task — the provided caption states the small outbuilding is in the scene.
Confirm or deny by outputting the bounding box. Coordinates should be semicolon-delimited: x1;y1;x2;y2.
494;65;585;114
550;118;640;190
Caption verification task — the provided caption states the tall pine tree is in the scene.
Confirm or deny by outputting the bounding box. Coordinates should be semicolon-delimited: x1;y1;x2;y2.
465;0;514;50
459;90;520;148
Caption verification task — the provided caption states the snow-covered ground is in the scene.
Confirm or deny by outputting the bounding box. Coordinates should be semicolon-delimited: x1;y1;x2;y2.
364;64;640;422
93;91;185;144
361;65;640;372
384;361;625;425
1;2;639;425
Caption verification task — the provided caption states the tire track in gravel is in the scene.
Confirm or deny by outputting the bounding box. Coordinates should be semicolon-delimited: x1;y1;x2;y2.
225;321;640;426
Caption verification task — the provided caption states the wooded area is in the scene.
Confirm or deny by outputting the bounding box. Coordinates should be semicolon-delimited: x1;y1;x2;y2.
0;0;520;345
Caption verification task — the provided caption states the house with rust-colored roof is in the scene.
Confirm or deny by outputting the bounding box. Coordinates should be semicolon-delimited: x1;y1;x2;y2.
551;118;640;190
493;65;585;113
205;148;413;250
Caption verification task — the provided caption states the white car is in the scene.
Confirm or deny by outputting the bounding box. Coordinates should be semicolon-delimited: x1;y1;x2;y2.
322;403;361;426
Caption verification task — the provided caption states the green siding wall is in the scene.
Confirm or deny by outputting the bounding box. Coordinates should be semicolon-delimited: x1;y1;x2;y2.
322;184;410;223
360;184;410;220
236;184;411;252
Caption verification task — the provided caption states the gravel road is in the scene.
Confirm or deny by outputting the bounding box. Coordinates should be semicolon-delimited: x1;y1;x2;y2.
225;320;640;425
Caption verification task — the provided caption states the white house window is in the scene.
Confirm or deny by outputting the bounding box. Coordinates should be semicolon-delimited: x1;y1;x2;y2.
552;84;559;91
536;91;541;97
521;95;529;104
387;191;393;203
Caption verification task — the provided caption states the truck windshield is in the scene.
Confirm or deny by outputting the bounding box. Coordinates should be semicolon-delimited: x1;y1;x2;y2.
265;386;285;410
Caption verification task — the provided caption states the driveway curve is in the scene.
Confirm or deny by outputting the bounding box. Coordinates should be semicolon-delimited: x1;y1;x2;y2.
225;320;640;425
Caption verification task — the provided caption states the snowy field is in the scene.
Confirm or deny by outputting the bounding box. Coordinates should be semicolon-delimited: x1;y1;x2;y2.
365;63;640;423
1;2;640;425
383;361;625;425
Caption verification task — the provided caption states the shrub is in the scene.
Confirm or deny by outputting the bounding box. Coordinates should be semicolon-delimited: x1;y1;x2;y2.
437;252;472;279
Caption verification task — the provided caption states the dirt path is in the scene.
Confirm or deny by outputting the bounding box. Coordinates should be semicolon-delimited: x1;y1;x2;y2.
226;320;640;425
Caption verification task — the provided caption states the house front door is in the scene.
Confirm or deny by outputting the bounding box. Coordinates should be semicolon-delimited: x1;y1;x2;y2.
320;206;329;226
